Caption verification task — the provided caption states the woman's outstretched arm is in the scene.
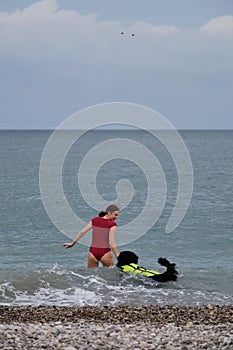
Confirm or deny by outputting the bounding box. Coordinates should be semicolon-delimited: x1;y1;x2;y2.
63;221;92;248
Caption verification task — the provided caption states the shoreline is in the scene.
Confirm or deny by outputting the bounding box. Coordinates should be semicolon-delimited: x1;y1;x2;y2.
1;304;232;325
0;305;232;349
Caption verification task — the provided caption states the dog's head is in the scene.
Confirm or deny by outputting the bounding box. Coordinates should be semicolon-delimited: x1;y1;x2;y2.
117;251;139;267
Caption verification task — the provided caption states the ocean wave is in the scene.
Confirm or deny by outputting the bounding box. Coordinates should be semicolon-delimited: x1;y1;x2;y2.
0;264;232;307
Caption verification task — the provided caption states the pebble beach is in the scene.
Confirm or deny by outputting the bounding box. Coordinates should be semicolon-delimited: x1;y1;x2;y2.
0;305;232;349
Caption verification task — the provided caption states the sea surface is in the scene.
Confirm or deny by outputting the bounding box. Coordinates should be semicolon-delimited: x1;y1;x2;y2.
0;130;232;306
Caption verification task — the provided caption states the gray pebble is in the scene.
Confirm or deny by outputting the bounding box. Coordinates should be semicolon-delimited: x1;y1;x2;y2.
0;305;232;349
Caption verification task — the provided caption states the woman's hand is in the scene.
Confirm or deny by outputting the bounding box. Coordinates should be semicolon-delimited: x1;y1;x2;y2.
63;242;75;249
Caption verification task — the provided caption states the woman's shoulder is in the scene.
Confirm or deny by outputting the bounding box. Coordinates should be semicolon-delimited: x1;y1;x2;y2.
92;216;100;223
92;216;117;227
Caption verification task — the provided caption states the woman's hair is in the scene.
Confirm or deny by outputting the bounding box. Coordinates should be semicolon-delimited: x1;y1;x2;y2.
98;205;119;217
105;204;120;213
98;211;107;217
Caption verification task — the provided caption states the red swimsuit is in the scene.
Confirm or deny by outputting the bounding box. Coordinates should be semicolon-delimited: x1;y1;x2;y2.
89;216;117;261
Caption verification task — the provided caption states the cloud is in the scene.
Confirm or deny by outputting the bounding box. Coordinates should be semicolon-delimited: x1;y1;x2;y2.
0;0;232;68
129;21;179;36
200;15;233;36
0;0;232;129
0;0;232;73
0;0;57;24
0;0;99;60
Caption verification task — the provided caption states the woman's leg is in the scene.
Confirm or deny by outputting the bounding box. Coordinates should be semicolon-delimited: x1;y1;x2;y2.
88;251;99;268
100;251;114;267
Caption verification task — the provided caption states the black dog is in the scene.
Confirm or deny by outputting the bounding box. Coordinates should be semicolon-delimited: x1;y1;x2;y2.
117;251;178;282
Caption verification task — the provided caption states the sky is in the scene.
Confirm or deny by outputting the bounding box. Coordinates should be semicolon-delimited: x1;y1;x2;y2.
0;0;233;129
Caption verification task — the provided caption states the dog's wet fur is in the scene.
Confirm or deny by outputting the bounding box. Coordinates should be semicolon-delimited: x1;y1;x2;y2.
117;251;178;282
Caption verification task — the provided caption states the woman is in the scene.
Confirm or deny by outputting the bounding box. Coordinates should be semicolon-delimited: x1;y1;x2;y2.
63;204;120;268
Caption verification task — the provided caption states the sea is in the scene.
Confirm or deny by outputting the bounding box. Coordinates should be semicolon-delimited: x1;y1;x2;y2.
0;129;232;307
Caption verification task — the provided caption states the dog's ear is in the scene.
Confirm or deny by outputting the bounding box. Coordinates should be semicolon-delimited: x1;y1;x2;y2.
117;251;139;266
128;251;139;264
